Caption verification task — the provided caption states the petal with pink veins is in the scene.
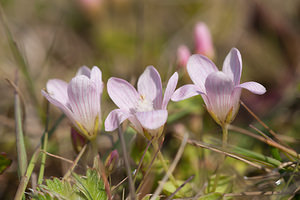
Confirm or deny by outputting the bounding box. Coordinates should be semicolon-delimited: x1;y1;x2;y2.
205;72;234;123
137;66;163;109
107;77;140;111
135;110;168;130
162;72;178;109
41;90;77;127
90;66;103;93
68;75;100;133
237;81;266;95
171;84;203;102
187;54;218;93
105;109;132;132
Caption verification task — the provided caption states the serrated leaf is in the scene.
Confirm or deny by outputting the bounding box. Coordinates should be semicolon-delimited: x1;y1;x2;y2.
0;153;12;174
73;169;107;200
198;193;222;200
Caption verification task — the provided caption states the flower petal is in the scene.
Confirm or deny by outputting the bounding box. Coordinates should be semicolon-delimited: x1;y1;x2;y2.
76;66;91;77
90;66;103;93
135;110;168;130
237;81;266;95
205;71;234;123
105;109;131;132
137;66;163;109
162;72;178;109
222;48;242;86
68;75;100;133
107;77;139;111
171;84;203;102
46;79;69;106
41;90;77;127
187;54;218;93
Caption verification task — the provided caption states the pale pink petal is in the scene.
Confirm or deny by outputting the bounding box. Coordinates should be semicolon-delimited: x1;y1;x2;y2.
194;22;214;58
171;84;203;102
128;116;143;134
105;109;131;132
68;75;100;133
90;66;103;93
205;72;234;123
162;72;178;109
177;45;191;67
76;66;91;77
187;54;218;93
46;79;69;106
107;77;140;111
137;66;163;109
231;87;242;118
222;48;242;86
135;110;168;130
237;81;266;95
41;90;77;128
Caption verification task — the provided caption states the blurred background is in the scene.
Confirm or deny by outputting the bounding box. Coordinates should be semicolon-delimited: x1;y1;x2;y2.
0;0;299;199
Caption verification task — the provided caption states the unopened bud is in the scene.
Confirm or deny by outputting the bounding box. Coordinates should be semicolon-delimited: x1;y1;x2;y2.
105;150;119;174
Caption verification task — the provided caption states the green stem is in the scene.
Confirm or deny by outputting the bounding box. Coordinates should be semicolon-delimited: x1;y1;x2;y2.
38;132;48;185
152;141;178;186
222;124;229;148
212;124;229;192
14;147;40;200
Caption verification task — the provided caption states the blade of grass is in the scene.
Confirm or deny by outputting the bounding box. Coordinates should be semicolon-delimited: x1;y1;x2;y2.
38;102;50;185
14;147;40;200
0;4;44;121
13;71;27;178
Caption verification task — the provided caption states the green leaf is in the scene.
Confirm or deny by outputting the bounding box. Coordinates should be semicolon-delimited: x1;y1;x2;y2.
162;180;192;198
73;169;107;200
198;193;222;200
207;174;233;194
0;153;12;174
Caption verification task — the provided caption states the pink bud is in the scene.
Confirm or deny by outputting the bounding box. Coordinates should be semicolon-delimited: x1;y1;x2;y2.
105;150;119;174
78;0;102;17
177;45;191;68
194;22;214;59
71;127;87;153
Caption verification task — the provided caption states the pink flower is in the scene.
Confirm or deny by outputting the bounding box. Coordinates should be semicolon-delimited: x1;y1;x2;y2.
105;66;178;138
172;48;266;126
42;66;103;140
194;22;214;59
177;45;191;68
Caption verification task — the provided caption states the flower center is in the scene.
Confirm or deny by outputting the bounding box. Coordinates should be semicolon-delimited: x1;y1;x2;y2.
135;95;154;112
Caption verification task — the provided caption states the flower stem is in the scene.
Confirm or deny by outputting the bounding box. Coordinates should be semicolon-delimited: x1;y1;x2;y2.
152;140;178;186
212;124;228;192
222;124;229;148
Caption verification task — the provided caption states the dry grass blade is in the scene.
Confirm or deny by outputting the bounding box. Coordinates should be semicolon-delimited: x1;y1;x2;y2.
42;150;73;164
117;124;136;200
175;133;271;172
229;125;299;158
63;144;87;181
150;133;188;200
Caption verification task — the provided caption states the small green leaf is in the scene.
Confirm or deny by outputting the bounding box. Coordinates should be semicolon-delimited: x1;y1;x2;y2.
0;153;12;174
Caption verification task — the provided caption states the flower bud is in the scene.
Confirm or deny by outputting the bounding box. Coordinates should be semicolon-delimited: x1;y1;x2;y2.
194;22;214;59
105;150;119;174
71;127;87;153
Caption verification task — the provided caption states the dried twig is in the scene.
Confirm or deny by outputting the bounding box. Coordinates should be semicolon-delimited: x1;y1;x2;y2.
150;133;188;200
